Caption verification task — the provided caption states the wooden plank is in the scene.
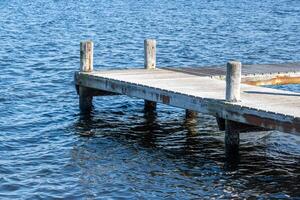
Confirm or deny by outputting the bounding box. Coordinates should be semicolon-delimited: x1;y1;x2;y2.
91;68;169;75
100;73;198;80
163;63;300;78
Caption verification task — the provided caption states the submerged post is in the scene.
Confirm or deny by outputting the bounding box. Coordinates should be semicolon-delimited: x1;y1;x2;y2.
79;41;94;113
225;61;242;160
185;109;197;120
144;39;157;113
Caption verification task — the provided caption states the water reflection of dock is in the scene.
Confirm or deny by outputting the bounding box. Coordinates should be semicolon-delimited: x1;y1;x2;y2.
74;40;300;158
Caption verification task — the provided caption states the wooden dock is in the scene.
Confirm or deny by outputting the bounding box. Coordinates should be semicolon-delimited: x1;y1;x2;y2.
75;40;300;157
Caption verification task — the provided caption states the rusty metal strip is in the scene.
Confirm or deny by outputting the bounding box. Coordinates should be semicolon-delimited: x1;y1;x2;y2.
243;76;300;86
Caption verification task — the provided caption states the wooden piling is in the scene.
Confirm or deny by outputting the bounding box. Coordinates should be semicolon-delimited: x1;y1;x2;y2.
80;41;93;72
79;86;93;113
225;120;240;153
144;39;157;112
144;100;157;113
185;109;198;134
144;39;156;69
226;61;241;102
185;109;197;119
225;61;242;157
216;117;225;131
79;41;94;113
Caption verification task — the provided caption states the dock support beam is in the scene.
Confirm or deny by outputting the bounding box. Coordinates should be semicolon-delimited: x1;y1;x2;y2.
225;61;242;160
79;41;94;113
144;39;157;113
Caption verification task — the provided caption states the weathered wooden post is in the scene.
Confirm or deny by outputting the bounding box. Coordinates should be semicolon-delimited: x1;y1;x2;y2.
144;39;157;112
225;61;242;158
144;39;156;69
226;61;241;102
79;41;94;113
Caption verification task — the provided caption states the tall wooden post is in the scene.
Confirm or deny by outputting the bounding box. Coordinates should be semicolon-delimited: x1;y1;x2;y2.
225;61;242;158
144;39;157;113
226;61;241;102
79;41;94;113
144;39;156;69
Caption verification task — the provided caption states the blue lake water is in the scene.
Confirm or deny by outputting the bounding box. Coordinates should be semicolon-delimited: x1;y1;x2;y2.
0;0;300;199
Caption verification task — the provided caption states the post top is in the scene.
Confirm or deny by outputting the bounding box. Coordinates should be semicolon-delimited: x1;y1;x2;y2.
144;39;156;43
227;61;242;66
80;40;93;44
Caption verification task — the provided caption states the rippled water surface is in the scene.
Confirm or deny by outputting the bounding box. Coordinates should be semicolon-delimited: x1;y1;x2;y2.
1;0;300;199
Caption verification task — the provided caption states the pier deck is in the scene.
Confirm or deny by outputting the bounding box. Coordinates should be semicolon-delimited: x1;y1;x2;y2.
75;66;300;135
